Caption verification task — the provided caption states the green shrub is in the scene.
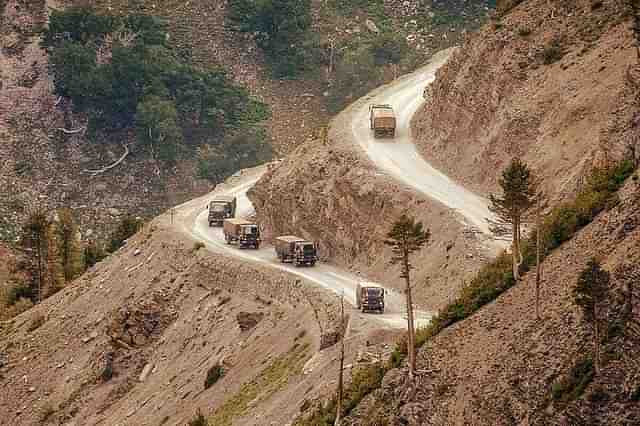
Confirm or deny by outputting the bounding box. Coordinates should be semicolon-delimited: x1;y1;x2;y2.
44;6;268;165
542;39;564;64
370;32;407;66
204;364;223;389
193;241;205;252
6;282;34;305
227;0;319;78
84;240;107;268
551;358;594;402
294;363;386;426
188;410;209;426
518;27;532;37
108;216;144;253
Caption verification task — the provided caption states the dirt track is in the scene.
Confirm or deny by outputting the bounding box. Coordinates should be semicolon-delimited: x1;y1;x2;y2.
173;50;504;331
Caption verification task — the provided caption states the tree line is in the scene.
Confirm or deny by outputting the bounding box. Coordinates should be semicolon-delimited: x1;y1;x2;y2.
1;209;142;320
43;6;271;171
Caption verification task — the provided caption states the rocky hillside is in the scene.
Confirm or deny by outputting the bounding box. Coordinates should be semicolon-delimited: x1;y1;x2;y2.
414;0;639;200
343;163;640;426
0;212;345;425
250;110;494;312
0;0;494;246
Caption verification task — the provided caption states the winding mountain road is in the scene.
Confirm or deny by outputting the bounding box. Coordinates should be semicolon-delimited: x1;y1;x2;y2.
175;50;499;330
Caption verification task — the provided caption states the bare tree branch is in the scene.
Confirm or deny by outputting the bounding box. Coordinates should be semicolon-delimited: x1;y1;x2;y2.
83;144;130;177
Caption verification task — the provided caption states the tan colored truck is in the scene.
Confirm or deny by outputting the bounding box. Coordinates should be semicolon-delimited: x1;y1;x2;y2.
223;218;261;249
355;282;385;313
369;104;396;138
274;235;318;266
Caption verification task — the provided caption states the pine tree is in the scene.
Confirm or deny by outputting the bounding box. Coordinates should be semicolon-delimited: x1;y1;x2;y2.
489;157;537;281
574;258;610;374
56;208;85;281
22;208;64;301
385;214;430;379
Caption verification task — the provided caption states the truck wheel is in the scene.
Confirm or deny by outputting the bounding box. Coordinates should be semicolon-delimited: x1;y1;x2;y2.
310;261;316;267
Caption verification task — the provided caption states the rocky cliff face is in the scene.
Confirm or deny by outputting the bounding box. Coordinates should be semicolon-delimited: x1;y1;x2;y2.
413;0;639;200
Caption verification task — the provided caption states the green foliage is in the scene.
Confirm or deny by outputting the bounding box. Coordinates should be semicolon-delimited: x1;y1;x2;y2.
405;160;636;358
370;32;407;66
551;358;594;402
188;410;209;426
193;241;206;252
294;363;386;426
6;281;34;305
84;240;107;268
42;7;116;48
544;161;633;250
204;364;223;389
542;39;564;64
574;259;610;323
489;157;537;227
136;94;182;162
44;6;269;167
197;128;273;182
108;216;143;253
385;214;430;266
227;0;319;78
55;209;84;282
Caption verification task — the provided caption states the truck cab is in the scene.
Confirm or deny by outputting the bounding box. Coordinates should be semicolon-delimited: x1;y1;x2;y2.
293;241;318;266
208;196;237;227
356;282;385;313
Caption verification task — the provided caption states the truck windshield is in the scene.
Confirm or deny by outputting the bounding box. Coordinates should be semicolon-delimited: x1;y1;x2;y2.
242;226;258;235
302;244;315;254
366;288;383;297
211;203;226;212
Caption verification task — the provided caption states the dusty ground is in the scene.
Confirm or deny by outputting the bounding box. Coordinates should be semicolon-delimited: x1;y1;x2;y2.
0;213;349;426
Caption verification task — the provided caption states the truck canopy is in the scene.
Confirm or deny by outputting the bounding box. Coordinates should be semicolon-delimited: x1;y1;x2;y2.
225;218;253;226
359;281;383;289
211;195;235;204
276;235;305;244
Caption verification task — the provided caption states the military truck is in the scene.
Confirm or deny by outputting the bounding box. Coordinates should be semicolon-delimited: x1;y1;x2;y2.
208;196;237;227
223;218;261;249
274;236;318;266
355;282;385;313
369;104;396;138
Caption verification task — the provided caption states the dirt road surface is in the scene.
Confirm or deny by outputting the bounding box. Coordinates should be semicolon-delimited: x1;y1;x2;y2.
350;49;499;238
174;171;430;330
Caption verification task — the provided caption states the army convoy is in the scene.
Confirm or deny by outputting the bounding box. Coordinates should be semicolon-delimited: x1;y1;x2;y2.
206;195;386;313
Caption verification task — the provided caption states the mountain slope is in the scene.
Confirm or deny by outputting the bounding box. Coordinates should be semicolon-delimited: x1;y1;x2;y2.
413;0;639;200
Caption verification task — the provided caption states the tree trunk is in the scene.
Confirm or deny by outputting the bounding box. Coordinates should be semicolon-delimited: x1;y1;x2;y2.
404;249;416;380
335;293;345;426
594;302;600;374
535;197;541;320
35;234;43;303
512;219;520;281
